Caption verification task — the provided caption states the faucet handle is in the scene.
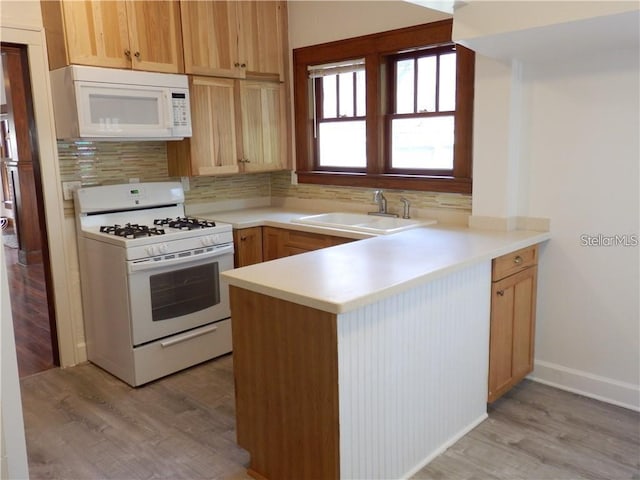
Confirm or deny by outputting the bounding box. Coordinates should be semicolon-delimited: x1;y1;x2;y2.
400;197;411;219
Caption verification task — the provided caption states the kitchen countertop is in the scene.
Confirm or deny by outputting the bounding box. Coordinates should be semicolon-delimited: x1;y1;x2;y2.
200;207;376;240
201;207;550;315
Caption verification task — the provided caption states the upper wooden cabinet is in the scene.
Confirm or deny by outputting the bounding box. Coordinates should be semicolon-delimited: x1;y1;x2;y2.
168;77;240;176
239;80;286;173
41;0;184;73
180;0;286;81
167;77;287;177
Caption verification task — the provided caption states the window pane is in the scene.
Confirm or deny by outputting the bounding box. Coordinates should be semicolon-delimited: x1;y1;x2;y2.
338;73;354;117
356;70;366;116
396;59;414;114
391;116;454;170
322;76;337;118
416;56;436;113
439;53;456;111
319;120;366;168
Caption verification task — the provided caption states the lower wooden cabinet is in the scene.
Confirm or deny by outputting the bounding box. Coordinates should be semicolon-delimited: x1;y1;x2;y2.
262;226;353;261
233;227;263;267
234;226;355;266
488;245;539;403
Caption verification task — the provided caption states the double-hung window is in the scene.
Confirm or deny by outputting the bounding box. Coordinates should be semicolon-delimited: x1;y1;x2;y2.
388;46;456;173
293;19;474;194
310;59;366;170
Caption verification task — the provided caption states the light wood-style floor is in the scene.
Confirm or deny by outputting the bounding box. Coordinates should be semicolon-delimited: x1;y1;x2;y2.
20;355;639;480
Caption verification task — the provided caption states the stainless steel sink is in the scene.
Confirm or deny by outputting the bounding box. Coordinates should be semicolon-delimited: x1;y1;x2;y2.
292;212;435;235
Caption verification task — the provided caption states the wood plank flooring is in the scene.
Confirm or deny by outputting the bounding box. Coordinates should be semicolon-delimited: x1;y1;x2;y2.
4;238;55;377
20;356;639;480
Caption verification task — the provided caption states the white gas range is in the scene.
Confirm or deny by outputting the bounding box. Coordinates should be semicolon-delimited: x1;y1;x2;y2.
75;182;234;386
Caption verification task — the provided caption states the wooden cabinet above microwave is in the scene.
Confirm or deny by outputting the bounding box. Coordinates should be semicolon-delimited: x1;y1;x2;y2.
41;0;184;74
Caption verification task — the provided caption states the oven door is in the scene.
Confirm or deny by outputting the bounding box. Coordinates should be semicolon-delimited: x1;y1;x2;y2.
127;244;233;346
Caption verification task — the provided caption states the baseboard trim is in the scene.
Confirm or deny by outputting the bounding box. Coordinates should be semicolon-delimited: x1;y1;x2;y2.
530;360;640;412
401;412;488;479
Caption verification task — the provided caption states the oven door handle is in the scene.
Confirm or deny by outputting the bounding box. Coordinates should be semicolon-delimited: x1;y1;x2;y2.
160;324;219;348
128;244;234;273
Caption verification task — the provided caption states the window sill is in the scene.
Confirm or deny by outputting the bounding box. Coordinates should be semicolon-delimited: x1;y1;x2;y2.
296;171;472;194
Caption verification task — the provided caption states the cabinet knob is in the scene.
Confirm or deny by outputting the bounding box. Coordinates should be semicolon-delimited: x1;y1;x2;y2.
134;51;141;59
240;236;247;241
497;290;505;296
513;255;523;265
240;63;247;68
124;49;131;58
234;62;240;67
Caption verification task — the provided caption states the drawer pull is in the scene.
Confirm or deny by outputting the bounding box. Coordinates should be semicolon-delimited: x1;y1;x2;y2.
497;290;505;296
240;236;247;241
513;255;523;265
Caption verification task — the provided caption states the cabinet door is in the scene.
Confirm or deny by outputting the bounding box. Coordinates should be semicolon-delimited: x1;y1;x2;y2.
60;0;131;69
125;1;184;73
239;81;286;173
167;77;240;177
233;227;263;267
262;227;283;261
488;266;537;403
180;0;242;78
238;1;286;81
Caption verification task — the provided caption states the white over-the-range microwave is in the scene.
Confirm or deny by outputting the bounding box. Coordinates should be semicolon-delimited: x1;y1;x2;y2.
49;65;192;141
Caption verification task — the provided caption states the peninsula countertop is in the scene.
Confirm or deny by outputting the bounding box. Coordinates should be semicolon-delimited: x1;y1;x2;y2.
199;206;550;314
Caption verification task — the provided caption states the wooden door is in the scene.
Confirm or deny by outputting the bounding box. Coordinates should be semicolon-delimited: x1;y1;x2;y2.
233;227;263;267
488;266;537;402
239;81;286;173
125;1;184;73
180;0;242;77
60;0;131;69
238;1;285;81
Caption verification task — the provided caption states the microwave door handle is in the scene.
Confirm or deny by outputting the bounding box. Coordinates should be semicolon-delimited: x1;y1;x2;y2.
164;91;173;129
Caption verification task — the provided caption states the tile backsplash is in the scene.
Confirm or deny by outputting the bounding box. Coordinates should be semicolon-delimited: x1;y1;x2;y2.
58;141;471;216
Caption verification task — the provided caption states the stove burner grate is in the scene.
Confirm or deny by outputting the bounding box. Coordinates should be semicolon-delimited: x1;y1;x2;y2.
100;223;166;238
153;217;217;230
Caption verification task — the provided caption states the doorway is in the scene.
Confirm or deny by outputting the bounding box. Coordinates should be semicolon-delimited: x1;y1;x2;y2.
1;42;59;377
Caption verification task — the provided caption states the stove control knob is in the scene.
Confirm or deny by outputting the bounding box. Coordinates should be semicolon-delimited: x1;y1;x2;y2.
201;235;217;247
159;244;168;254
146;246;157;256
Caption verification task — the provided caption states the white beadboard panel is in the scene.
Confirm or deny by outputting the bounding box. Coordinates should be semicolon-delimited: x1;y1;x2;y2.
337;261;492;479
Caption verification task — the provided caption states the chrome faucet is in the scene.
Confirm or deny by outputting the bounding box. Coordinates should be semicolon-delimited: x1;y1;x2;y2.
369;190;398;217
373;190;387;214
400;197;411;219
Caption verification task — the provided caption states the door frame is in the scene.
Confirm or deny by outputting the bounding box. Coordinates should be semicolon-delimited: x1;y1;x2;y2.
1;24;83;368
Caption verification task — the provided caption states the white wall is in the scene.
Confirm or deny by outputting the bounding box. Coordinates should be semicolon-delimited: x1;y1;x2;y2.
288;0;450;48
456;2;640;409
524;48;639;409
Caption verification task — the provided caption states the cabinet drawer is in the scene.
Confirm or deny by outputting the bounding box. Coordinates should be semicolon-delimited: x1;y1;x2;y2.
282;229;334;250
492;245;538;281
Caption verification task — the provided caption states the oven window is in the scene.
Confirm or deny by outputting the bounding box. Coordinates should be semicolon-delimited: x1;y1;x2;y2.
149;263;220;322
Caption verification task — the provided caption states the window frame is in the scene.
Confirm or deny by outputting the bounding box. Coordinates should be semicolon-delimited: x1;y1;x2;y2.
313;71;367;172
293;19;475;194
386;44;457;176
